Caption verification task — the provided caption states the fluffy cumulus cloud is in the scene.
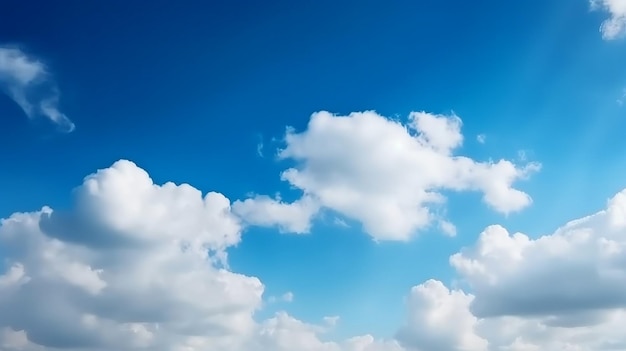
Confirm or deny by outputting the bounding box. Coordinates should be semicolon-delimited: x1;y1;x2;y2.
591;0;626;40
0;160;403;351
237;178;626;350
396;277;626;351
450;188;626;320
4;159;626;350
397;192;626;350
396;280;488;351
434;187;626;350
0;160;260;350
237;111;539;241
0;46;74;132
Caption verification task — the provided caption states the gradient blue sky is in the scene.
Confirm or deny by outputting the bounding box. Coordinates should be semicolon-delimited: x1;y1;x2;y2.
2;1;626;350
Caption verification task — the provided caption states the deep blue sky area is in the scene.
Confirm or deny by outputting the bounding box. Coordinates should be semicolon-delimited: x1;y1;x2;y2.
2;0;626;346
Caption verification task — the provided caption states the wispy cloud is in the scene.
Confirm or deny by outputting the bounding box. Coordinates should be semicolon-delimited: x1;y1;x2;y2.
281;291;294;302
323;315;340;327
0;46;75;132
255;133;265;157
333;217;350;228
256;141;264;157
590;0;626;40
267;291;295;304
476;134;486;144
617;88;626;106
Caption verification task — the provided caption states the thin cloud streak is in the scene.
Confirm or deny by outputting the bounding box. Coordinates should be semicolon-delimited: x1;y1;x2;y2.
0;46;75;132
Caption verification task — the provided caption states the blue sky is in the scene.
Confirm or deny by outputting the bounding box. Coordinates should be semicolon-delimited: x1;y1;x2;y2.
2;1;626;350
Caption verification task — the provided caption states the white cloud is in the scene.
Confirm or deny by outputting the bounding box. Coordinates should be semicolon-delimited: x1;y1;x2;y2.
392;186;626;350
0;47;75;132
232;194;319;234
0;160;260;350
254;312;338;351
396;280;488;351
591;0;626;40
393;185;626;350
251;312;403;351
438;219;458;237
450;188;626;321
245;110;538;241
3;159;626;350
0;159;405;351
476;134;486;144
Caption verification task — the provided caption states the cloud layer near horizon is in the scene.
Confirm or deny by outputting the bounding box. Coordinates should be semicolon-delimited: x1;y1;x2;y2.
0;160;402;351
0;47;75;132
1;132;626;349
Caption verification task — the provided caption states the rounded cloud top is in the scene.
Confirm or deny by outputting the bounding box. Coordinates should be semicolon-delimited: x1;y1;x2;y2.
236;110;540;241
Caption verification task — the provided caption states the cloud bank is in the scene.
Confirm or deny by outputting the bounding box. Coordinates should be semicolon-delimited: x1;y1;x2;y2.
2;158;626;350
0;47;75;132
0;160;400;351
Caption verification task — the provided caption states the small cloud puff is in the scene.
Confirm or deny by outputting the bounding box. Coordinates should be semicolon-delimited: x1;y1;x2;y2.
0;160;400;351
281;291;294;303
476;134;486;144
